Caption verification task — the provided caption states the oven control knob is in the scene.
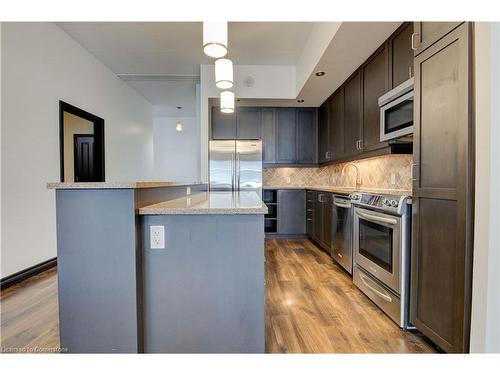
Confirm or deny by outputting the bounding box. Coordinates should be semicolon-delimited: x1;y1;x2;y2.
390;199;398;207
383;198;390;206
350;194;359;200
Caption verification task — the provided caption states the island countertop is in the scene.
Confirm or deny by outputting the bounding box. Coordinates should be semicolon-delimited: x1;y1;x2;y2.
47;181;205;189
139;191;268;215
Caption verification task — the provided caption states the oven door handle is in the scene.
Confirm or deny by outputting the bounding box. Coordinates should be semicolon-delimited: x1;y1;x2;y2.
359;273;393;303
357;211;398;226
334;202;351;209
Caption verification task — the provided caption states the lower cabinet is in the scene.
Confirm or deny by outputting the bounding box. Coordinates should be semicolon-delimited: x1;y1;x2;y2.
311;190;332;252
277;190;305;235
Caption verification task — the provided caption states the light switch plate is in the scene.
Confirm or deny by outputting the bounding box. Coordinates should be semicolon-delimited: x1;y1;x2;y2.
186;186;191;195
150;225;165;249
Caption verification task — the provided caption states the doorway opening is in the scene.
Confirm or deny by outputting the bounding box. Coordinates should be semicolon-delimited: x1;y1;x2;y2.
59;101;105;182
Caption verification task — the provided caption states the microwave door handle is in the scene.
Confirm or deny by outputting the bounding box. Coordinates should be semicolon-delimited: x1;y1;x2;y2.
359;274;393;303
357;211;398;226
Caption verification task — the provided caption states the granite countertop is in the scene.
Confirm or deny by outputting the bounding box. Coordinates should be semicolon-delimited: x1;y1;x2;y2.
47;181;205;190
139;191;268;215
263;185;412;196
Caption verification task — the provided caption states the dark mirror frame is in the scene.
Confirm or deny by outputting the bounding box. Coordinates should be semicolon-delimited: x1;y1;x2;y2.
59;101;105;182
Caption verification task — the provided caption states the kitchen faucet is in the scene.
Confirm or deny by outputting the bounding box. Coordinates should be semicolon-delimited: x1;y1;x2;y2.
341;162;362;190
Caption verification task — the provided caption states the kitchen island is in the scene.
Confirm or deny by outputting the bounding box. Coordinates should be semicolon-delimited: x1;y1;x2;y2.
49;183;267;353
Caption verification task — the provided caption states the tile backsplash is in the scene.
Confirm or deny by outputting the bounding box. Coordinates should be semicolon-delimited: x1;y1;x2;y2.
263;154;413;193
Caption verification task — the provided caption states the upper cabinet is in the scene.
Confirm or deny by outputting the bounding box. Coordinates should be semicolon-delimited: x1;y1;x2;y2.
390;22;414;87
296;108;317;164
317;22;413;166
343;72;361;157
361;45;389;151
212;106;317;167
412;22;462;56
211;107;237;139
276;108;297;163
318;102;330;163
329;88;345;159
237;107;261;139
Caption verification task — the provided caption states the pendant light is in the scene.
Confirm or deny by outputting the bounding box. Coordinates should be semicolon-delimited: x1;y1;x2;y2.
175;106;183;131
215;58;233;89
220;90;235;114
203;22;228;58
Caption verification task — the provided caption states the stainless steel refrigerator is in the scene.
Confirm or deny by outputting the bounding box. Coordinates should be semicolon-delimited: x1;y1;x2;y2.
209;140;262;197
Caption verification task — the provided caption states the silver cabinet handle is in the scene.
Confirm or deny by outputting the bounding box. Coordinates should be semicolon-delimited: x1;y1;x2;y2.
307;218;313;221
412;163;420;182
337;253;343;258
360;274;393;303
334;202;351;209
359;139;364;150
357;210;398;226
356;140;359;150
411;32;420;51
408;65;413;78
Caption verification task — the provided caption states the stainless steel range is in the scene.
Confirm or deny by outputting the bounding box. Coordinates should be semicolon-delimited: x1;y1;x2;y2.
350;192;412;329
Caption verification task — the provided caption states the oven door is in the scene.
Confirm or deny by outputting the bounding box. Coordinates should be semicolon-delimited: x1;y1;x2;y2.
353;207;401;294
379;90;414;142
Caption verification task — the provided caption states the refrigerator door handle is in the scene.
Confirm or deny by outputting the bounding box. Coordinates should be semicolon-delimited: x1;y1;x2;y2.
231;153;235;191
236;152;240;191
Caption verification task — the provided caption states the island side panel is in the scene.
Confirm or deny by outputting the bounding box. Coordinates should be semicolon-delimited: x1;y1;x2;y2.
56;189;140;353
142;214;265;353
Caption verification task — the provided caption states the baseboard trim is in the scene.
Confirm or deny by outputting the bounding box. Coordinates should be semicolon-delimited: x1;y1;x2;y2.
1;258;57;290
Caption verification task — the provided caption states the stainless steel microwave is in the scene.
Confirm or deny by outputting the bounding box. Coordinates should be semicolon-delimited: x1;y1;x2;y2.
378;77;414;142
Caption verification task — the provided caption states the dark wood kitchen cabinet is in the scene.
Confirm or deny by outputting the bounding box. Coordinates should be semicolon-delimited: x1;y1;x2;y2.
390;22;414;88
343;71;361;157
412;22;463;56
277;189;306;235
329;88;345;159
312;191;332;252
211;107;237;139
276;108;297;163
296;108;317;164
261;108;276;163
318;102;330;163
361;45;389;151
237;107;261;139
411;23;473;353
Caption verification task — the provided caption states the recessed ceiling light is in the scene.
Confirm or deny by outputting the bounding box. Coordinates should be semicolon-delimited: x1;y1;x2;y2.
297;99;304;103
315;71;326;77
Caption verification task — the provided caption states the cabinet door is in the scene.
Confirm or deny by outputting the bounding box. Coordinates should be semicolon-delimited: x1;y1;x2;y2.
321;193;332;252
277;190;306;234
329;88;344;160
296;108;316;164
211;106;237;139
362;46;388;151
261;108;276;164
411;23;472;353
390;22;414;88
237;107;261;139
343;71;362;157
318;102;329;163
413;22;462;56
276;108;297;163
313;192;323;243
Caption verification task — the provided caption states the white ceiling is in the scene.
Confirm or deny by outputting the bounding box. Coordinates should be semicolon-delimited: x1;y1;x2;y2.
58;22;315;116
57;22;314;75
57;22;401;114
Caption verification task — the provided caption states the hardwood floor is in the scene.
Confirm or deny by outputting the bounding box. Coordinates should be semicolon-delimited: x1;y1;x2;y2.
265;238;435;353
1;239;435;353
1;267;60;353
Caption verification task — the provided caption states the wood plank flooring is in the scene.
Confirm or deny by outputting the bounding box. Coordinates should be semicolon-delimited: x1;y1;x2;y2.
1;239;435;353
265;238;435;353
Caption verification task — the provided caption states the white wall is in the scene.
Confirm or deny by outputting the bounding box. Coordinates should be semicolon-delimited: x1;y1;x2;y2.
153;116;200;182
470;22;500;353
1;23;154;278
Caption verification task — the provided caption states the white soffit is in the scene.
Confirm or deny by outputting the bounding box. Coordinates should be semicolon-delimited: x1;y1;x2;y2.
297;22;402;106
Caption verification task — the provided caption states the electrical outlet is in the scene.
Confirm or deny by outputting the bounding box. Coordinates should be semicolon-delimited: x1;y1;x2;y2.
286;177;291;184
186;186;191;195
390;172;396;185
150;225;165;249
